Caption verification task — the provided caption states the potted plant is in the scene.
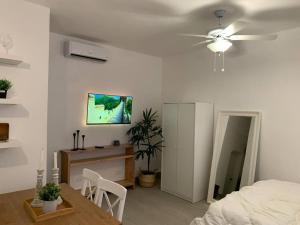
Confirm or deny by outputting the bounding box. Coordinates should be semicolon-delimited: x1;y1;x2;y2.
0;79;12;99
127;108;164;188
39;183;61;213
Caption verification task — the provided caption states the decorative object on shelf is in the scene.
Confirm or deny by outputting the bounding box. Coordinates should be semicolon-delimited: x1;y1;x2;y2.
31;169;44;208
113;140;120;146
39;183;61;213
76;130;80;150
72;130;85;151
81;134;85;150
0;34;13;54
72;133;76;150
0;123;9;141
127;108;164;188
95;145;104;149
0;79;12;99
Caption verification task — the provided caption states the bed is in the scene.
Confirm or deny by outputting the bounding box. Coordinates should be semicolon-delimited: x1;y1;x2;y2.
191;180;300;225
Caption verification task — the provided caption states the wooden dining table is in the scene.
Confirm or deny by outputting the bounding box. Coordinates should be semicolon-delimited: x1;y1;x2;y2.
0;183;121;225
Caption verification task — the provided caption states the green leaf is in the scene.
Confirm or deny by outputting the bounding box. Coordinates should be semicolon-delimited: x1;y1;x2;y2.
39;183;61;201
126;108;165;172
0;79;12;91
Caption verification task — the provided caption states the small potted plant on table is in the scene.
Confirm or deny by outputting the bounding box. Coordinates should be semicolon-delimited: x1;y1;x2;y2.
39;183;61;213
0;79;12;99
127;108;164;188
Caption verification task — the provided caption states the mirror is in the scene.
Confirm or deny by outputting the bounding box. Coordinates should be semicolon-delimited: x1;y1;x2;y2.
207;111;261;203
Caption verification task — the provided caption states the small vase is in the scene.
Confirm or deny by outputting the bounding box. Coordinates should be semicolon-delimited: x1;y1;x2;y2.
0;90;7;99
42;200;58;213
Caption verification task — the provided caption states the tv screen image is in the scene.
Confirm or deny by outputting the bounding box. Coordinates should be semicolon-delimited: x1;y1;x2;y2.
87;93;133;124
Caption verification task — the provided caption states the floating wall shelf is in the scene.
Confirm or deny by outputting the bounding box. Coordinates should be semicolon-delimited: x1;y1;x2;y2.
0;53;23;65
0;98;20;105
0;139;20;149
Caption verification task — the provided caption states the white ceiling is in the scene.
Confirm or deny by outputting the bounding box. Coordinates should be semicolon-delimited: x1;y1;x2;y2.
27;0;300;56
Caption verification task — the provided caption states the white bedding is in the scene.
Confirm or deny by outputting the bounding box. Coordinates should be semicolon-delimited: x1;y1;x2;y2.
191;180;300;225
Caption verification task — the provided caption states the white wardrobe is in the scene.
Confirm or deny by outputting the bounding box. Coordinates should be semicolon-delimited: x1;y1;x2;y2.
161;102;213;203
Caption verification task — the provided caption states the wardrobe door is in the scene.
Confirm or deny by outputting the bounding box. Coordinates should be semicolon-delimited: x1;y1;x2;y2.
177;103;195;199
161;104;178;193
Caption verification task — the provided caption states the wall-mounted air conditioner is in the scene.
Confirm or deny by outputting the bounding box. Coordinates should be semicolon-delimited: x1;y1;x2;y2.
64;41;108;62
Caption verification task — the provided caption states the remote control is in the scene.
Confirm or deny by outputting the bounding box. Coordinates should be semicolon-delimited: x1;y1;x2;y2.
95;146;104;149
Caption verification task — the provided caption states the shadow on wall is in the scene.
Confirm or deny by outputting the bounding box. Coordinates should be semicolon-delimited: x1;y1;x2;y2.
0;105;30;169
0;62;31;70
0;105;29;118
0;148;28;168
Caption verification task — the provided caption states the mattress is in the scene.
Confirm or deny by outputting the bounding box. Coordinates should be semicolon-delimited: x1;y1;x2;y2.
191;180;300;225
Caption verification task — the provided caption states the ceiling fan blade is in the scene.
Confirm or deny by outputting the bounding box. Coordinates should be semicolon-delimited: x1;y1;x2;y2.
229;34;278;41
179;34;213;39
193;40;213;47
222;21;247;36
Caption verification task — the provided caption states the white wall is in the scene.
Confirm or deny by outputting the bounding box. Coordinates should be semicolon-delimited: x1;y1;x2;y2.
162;27;300;183
0;0;49;193
48;33;162;188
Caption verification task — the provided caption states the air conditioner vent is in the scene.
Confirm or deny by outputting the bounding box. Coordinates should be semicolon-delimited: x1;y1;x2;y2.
65;41;108;62
70;53;107;62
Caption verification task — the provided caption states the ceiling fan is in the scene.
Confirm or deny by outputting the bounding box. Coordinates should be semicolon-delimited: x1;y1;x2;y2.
181;10;278;71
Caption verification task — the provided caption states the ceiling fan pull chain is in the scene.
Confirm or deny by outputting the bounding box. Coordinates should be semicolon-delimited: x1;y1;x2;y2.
221;52;225;72
213;52;217;72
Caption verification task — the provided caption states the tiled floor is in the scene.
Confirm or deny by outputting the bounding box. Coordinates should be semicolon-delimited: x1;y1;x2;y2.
122;185;208;225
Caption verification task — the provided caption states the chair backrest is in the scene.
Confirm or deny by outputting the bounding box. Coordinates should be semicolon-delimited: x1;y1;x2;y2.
81;168;103;203
95;178;127;222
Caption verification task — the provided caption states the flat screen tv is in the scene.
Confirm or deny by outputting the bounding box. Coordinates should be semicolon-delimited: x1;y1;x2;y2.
87;93;133;125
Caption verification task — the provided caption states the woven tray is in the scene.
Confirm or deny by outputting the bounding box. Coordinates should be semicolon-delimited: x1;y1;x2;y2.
24;197;74;222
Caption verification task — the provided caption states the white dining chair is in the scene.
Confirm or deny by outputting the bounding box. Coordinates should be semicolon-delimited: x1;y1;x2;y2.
95;178;127;222
81;168;103;203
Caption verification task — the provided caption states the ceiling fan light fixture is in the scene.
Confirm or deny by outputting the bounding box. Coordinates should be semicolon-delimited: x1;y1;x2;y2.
207;39;232;53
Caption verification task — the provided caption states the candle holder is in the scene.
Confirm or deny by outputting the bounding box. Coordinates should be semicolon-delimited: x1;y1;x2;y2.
52;167;63;205
81;135;85;150
76;130;80;150
52;168;59;185
31;169;44;208
72;133;76;151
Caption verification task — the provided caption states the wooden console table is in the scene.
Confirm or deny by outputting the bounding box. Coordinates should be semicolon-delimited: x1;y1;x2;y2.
60;144;135;189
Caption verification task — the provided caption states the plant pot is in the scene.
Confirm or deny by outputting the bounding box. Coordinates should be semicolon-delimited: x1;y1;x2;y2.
42;200;58;213
0;90;7;99
139;172;156;188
